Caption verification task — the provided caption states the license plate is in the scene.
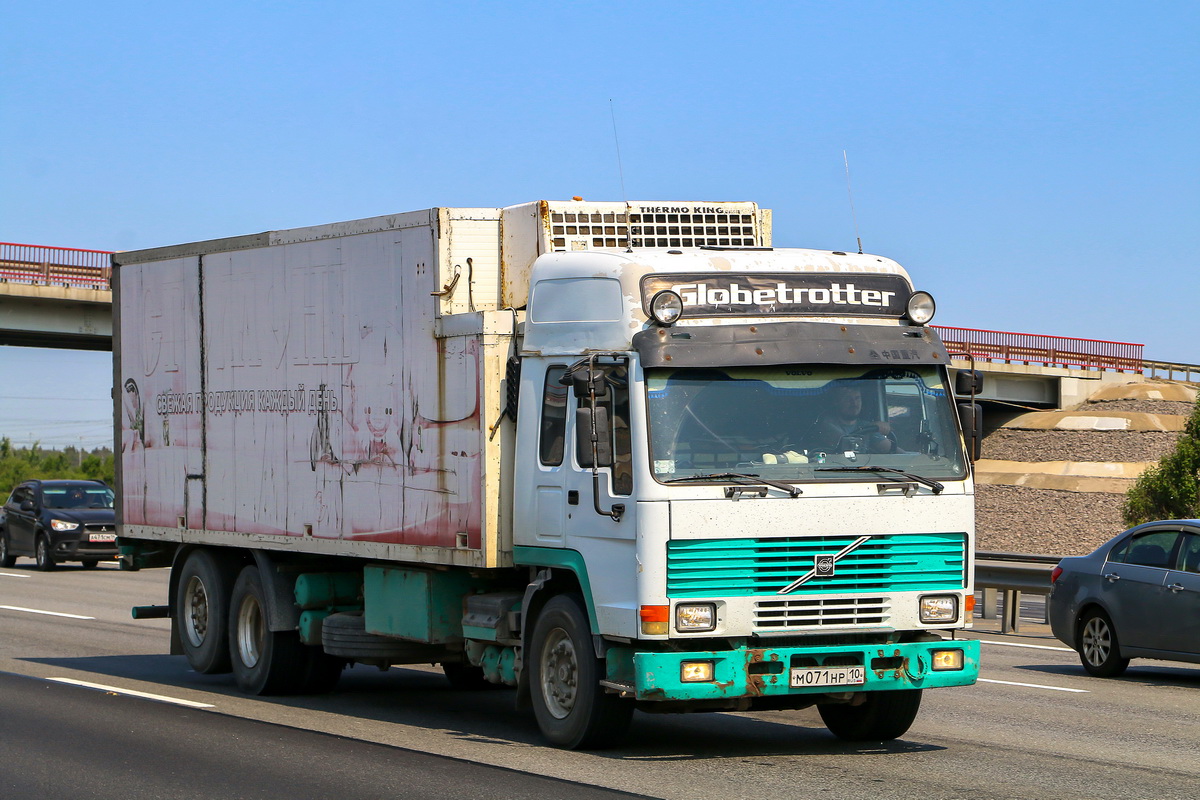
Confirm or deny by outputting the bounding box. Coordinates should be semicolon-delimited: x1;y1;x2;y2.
790;666;866;688
88;533;116;543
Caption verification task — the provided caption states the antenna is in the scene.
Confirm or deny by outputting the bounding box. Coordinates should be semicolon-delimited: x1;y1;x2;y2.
610;99;634;251
843;150;863;254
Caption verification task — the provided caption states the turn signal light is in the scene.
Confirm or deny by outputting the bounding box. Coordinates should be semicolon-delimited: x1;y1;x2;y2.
640;605;669;635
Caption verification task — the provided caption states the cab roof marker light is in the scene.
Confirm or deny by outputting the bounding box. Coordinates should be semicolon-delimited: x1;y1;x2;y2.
906;291;936;325
649;290;684;326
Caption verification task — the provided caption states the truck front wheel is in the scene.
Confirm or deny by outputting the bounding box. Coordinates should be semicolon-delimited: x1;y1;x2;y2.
529;593;632;749
818;689;922;741
176;549;237;674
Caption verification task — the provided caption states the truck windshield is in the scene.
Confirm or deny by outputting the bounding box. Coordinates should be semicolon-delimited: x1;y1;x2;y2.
645;365;968;484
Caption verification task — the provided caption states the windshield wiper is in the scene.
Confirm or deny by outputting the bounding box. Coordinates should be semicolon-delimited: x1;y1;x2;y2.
815;466;944;494
664;472;802;497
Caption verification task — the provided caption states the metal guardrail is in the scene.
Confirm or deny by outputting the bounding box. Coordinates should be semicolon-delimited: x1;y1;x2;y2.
935;325;1144;373
0;241;113;290
974;551;1063;634
1143;359;1200;383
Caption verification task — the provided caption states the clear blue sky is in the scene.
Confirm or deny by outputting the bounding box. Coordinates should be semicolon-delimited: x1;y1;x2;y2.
2;1;1197;449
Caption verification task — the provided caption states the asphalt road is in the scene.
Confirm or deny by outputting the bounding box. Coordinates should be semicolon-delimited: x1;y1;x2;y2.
2;562;1199;799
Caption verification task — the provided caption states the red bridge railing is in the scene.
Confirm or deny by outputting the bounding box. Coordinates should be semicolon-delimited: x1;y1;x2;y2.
934;325;1144;373
0;241;113;290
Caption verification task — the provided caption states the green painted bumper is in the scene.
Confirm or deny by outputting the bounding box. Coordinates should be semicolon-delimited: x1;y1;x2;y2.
625;639;980;702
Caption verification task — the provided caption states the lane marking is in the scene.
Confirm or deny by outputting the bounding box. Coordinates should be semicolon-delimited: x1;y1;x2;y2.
0;605;94;620
977;639;1074;653
978;678;1088;693
47;677;215;709
0;572;31;579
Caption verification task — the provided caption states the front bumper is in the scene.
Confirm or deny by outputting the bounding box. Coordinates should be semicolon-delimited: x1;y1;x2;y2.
616;638;980;702
52;535;119;561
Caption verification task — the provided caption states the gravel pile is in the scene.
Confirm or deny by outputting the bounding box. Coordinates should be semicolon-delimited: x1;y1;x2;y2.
981;429;1180;463
1081;399;1196;415
976;485;1129;556
976;391;1197;556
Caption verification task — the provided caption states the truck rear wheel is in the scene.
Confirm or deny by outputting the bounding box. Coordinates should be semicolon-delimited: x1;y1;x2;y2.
818;689;922;741
229;565;342;695
176;549;237;674
529;593;632;749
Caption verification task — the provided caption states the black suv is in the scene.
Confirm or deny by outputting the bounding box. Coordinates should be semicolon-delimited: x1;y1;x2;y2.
0;480;117;570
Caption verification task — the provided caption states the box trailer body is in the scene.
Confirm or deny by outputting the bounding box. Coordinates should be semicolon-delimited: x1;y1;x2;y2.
115;200;980;749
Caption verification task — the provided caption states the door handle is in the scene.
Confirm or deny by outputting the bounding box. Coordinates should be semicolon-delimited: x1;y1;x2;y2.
1103;573;1120;583
567;490;579;506
1168;583;1184;593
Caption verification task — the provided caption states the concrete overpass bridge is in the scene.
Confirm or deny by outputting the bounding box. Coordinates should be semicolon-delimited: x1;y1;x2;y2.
3;242;1198;408
0;242;112;351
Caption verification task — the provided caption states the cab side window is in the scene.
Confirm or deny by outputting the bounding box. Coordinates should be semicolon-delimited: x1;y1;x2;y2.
607;365;633;496
539;366;568;466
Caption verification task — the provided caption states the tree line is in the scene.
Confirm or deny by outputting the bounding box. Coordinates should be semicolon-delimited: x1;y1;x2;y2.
0;438;115;496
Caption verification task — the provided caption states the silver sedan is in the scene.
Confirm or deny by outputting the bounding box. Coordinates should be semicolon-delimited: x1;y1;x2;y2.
1048;520;1200;677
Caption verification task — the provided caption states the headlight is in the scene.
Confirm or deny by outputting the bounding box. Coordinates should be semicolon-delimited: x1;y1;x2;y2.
51;519;80;532
906;291;936;325
931;649;965;671
919;594;959;623
649;290;684;326
675;603;716;632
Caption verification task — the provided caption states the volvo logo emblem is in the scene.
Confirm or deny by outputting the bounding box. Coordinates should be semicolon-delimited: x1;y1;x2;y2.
777;535;873;594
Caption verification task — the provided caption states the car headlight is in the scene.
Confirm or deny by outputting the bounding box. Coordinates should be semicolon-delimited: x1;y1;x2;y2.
675;603;716;632
919;594;959;623
51;519;80;532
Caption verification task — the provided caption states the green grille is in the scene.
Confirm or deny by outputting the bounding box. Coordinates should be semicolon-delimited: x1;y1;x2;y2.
666;533;966;597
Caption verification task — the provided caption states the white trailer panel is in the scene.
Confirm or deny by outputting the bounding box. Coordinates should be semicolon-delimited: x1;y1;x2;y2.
116;221;512;568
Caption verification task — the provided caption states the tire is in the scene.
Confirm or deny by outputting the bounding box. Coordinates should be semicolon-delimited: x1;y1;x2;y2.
228;565;311;696
176;549;239;674
35;535;57;571
81;559;100;569
322;611;434;661
1078;609;1129;678
818;689;923;742
0;533;15;568
529;593;633;749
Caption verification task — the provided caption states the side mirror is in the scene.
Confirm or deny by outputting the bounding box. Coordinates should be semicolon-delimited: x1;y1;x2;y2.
954;369;984;397
20;499;35;512
576;406;614;468
570;371;609;400
957;402;983;461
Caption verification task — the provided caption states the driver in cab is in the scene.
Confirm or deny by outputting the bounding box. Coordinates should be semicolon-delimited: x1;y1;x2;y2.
811;382;900;454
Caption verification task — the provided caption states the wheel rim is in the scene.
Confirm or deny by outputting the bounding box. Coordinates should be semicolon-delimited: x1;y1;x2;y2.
539;626;578;720
235;592;265;669
182;575;210;648
37;538;49;566
1081;616;1111;666
0;536;8;561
